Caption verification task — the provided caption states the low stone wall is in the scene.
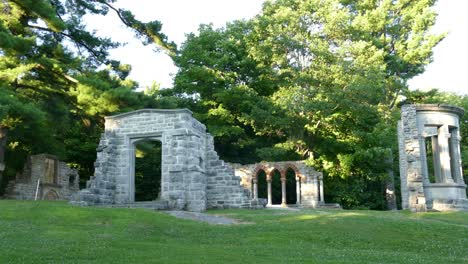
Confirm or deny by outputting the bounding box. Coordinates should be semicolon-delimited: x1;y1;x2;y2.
4;154;79;200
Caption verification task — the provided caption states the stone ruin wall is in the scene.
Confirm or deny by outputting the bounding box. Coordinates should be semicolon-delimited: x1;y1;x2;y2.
230;161;325;207
4;154;79;200
71;109;251;212
398;104;467;212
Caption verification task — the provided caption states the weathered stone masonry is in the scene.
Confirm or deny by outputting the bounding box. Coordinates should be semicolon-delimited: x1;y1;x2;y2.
5;154;79;200
71;109;251;212
231;161;326;208
398;104;467;212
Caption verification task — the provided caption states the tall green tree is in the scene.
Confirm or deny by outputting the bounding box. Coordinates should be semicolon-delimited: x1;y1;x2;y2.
173;22;298;163
0;0;175;191
173;0;443;208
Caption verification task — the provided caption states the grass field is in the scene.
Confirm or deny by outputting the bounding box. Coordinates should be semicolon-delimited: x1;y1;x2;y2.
0;200;466;263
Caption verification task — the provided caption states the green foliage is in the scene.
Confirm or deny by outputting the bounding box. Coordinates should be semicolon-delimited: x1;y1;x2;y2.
134;140;162;201
0;0;175;193
0;201;467;263
173;0;442;209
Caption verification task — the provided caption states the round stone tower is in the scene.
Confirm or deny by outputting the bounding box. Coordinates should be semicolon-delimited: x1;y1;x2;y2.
398;104;467;211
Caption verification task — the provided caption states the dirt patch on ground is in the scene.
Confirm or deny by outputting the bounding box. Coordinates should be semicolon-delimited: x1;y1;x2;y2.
163;210;244;225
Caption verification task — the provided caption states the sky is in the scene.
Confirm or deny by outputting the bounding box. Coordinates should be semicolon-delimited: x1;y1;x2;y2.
86;0;467;95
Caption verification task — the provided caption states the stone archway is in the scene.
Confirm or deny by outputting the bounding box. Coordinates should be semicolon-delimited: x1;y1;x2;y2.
269;168;282;205
43;190;59;200
71;109;251;212
232;161;325;208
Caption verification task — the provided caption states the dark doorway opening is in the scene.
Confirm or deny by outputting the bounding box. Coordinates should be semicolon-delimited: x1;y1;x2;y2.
134;140;162;201
424;137;437;183
286;168;297;204
257;170;267;199
271;169;282;204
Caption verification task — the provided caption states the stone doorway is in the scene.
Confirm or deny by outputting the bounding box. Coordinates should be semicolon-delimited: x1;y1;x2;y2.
133;139;162;202
72;109;252;212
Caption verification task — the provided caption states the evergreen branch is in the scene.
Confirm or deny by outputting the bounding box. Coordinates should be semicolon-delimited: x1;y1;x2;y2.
27;24;106;64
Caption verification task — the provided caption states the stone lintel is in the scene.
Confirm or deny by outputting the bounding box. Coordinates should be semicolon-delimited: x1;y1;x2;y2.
423;183;467;188
414;104;464;117
105;108;193;120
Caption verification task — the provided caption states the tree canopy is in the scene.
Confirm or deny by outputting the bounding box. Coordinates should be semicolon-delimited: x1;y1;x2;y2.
0;0;463;209
172;0;446;208
0;0;175;191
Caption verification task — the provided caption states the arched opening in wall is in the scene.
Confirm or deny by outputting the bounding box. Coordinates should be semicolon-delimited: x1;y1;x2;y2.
43;190;59;200
286;168;297;204
271;169;282;205
134;139;162;202
256;169;267;199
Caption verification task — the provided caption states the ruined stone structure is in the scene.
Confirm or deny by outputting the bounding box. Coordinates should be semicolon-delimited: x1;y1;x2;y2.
231;161;326;207
71;109;253;212
4;154;79;200
398;104;468;212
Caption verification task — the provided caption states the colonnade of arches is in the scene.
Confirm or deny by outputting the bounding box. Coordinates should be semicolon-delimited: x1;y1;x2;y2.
250;164;324;206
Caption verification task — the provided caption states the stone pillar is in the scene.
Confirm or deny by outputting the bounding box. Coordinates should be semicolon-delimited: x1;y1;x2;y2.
296;176;301;205
281;173;287;207
400;105;427;212
312;174;319;203
319;175;324;203
449;130;464;184
431;136;442;182
418;135;431;186
397;121;409;209
252;178;258;200
267;175;272;206
438;125;454;183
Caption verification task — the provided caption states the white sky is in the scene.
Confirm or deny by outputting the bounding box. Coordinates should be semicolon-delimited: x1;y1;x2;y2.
86;0;467;95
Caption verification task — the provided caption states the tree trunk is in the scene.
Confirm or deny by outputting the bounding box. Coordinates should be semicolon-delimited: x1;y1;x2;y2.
385;151;397;210
0;126;8;190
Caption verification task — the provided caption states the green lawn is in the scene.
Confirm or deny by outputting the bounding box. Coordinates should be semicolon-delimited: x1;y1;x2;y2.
0;201;466;263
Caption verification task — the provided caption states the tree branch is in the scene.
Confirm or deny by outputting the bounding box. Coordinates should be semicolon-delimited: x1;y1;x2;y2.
27;24;106;64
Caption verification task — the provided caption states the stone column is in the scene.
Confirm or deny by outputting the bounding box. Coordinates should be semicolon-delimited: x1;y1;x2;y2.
397;121;409;209
252;178;258;200
401;105;426;212
418;135;431;186
296;176;301;205
449;130;464;184
267;175;272;206
281;173;287;207
319;175;324;203
312;174;319;203
431;136;442;182
438;125;454;183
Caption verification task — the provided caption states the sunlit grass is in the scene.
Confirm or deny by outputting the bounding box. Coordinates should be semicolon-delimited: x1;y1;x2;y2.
0;200;466;263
